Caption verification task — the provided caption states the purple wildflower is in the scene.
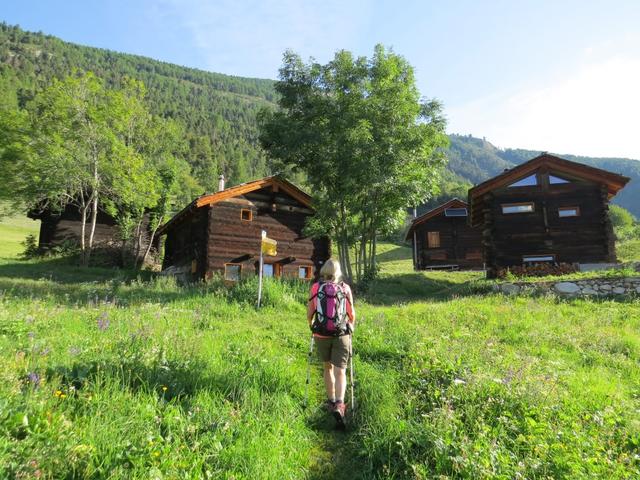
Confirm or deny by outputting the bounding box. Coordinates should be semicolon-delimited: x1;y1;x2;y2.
97;312;110;331
69;346;81;356
27;372;40;387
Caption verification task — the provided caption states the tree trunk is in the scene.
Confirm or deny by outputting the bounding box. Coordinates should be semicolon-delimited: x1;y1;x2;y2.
86;190;99;265
139;214;163;269
79;201;88;266
133;216;144;266
371;232;377;273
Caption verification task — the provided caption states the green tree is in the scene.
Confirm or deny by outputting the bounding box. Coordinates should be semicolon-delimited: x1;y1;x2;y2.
0;72;194;267
259;45;448;282
609;204;637;242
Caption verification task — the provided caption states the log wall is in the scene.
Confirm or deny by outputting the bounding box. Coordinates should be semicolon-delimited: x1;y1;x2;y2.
485;174;616;277
414;215;483;269
205;189;330;280
34;205;119;249
162;207;208;280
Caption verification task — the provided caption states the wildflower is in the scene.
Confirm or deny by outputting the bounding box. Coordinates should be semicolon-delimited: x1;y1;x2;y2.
25;315;35;324
39;346;51;356
453;378;466;385
69;346;81;356
54;390;63;397
162;386;168;392
28;372;41;387
97;312;110;331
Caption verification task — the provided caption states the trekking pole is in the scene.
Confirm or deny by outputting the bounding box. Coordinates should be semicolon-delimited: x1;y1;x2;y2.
349;333;355;411
304;335;315;409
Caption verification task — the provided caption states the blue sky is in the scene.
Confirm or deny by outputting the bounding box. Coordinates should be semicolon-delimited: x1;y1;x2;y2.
2;0;640;158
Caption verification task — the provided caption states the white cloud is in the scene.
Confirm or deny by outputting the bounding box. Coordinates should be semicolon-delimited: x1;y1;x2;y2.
157;0;372;78
447;56;640;159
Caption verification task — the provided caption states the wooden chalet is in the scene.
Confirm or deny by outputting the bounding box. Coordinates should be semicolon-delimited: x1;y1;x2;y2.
468;153;630;278
406;198;483;270
28;203;120;250
156;175;330;282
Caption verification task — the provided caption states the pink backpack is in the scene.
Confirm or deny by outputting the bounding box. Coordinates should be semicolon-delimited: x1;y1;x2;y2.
310;281;350;336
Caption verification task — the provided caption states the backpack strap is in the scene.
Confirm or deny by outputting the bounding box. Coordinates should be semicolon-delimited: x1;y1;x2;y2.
308;281;324;302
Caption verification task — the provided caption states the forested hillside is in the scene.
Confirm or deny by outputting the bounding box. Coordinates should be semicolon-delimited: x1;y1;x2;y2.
1;23;638;215
0;22;275;190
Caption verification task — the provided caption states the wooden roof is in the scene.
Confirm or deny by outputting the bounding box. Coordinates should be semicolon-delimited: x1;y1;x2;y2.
405;198;468;240
156;175;313;236
467;153;630;226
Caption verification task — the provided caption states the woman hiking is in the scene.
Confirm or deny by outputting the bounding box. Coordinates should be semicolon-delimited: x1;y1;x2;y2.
307;258;355;428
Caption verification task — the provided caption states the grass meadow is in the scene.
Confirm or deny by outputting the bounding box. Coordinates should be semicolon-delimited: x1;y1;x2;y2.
1;218;639;478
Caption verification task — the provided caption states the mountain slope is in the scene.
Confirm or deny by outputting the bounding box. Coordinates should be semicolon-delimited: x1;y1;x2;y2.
1;23;637;215
0;22;276;188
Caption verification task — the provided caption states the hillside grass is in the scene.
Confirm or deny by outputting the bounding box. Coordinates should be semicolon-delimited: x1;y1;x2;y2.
618;239;640;263
1;238;640;478
0;211;39;259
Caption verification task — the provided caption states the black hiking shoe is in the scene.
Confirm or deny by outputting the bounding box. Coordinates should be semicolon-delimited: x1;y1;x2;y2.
332;401;347;430
324;399;336;412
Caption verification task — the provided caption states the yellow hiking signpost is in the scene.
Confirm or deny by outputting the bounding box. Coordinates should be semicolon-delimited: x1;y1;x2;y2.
257;230;277;307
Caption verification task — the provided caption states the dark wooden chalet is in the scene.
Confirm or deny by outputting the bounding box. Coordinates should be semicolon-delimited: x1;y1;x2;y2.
156;175;330;282
28;203;120;250
406;198;483;270
468;153;630;278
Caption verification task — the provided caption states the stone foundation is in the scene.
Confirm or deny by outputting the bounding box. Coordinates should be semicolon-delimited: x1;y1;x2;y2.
495;277;640;297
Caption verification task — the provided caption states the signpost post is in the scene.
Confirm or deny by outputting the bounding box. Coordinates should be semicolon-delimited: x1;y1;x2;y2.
257;230;277;308
258;230;266;308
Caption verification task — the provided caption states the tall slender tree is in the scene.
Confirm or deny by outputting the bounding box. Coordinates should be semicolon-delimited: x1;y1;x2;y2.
259;45;448;283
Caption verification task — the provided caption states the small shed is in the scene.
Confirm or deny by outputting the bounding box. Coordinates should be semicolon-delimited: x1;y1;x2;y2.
156;175;330;282
406;198;483;270
468;153;630;278
28;203;120;250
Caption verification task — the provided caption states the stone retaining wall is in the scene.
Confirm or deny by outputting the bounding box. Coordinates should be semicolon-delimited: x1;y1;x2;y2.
495;277;640;297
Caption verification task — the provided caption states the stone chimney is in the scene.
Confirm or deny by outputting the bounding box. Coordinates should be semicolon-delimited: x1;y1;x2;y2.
218;174;225;192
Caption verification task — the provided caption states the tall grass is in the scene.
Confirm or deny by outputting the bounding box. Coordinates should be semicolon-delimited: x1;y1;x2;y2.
1;243;639;478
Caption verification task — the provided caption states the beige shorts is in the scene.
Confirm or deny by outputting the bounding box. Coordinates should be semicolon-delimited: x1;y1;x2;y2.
315;335;351;368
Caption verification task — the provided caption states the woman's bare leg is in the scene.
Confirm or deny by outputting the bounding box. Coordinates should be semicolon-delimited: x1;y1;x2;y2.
323;362;335;400
333;365;347;402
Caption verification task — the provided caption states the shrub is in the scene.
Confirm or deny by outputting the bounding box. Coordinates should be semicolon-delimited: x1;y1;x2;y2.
20;234;41;258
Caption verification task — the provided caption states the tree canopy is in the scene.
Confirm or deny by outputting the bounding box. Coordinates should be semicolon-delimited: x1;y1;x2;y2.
259;45;448;282
0;71;196;266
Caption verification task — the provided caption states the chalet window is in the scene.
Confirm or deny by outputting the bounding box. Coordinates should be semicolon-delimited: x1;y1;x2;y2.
508;174;538;187
262;263;281;278
444;208;468;217
224;263;242;281
522;254;555;263
427;231;440;248
299;266;312;279
549;174;570;185
501;202;534;214
558;206;580;218
263;263;274;277
241;209;253;221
